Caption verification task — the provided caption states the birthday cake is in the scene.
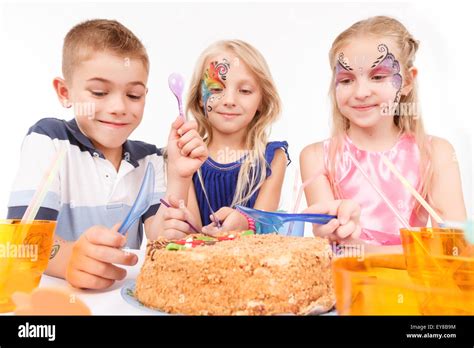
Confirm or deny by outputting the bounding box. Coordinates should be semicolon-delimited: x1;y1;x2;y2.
135;232;335;315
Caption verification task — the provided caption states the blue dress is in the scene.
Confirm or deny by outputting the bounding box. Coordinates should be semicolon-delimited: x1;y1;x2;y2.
193;141;290;226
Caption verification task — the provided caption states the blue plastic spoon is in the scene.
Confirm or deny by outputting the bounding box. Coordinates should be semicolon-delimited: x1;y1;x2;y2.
118;163;155;235
236;205;335;229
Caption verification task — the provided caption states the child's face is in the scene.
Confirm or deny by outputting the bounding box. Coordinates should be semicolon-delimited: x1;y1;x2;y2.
200;51;262;136
334;36;404;129
67;51;148;151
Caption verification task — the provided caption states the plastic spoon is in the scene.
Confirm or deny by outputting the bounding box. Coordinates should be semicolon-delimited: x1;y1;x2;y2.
236;205;335;229
118;163;155;235
168;73;185;120
159;198;201;234
167;72;221;227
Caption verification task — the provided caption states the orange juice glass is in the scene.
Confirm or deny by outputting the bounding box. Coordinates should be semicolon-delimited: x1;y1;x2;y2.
332;252;474;315
0;220;56;312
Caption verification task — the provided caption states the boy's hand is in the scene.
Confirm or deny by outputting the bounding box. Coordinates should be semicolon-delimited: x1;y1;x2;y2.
167;117;208;178
65;224;138;290
303;199;361;242
160;196;201;240
202;207;248;236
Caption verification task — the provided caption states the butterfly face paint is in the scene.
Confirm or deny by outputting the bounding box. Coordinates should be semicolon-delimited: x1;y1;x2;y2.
370;44;403;103
335;43;403;104
200;59;230;115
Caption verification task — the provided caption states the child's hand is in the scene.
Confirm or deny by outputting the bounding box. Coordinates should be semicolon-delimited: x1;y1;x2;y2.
167;117;208;178
65;224;138;290
160;196;201;240
202;207;248;236
303;199;361;242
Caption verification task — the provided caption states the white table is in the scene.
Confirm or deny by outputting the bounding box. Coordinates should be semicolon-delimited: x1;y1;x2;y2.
8;243;401;316
38;248;150;315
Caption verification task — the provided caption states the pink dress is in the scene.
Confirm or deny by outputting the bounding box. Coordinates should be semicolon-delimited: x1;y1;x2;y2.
323;134;429;245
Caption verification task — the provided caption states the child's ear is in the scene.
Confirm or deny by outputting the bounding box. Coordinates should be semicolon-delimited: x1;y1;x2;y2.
53;77;71;108
401;67;417;96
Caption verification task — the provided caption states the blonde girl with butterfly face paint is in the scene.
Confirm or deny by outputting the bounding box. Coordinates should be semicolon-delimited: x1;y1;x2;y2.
160;40;290;239
300;16;466;249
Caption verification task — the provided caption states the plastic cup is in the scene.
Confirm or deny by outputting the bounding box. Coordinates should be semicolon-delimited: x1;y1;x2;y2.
332;251;474;315
0;220;56;312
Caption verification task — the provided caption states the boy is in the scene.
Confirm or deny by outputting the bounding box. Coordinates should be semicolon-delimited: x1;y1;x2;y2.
7;19;207;289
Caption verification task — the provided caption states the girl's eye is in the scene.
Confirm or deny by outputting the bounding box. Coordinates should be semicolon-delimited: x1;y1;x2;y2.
90;91;107;97
372;75;387;81
240;89;252;95
127;94;142;100
337;79;352;85
210;88;223;94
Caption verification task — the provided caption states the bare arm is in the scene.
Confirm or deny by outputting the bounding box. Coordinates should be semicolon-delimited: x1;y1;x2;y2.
44;235;73;279
300;142;335;235
300;142;335;205
254;149;288;211
428;136;467;226
186;182;203;229
145;118;208;240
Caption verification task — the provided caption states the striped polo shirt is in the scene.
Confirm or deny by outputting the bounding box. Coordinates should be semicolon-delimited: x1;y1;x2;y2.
7;118;166;248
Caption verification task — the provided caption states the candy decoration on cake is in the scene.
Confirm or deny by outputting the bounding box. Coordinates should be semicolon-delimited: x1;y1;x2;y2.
148;230;255;259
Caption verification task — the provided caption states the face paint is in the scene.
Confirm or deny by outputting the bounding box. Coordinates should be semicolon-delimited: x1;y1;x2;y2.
370;44;403;103
200;58;230;115
335;53;356;87
336;52;353;72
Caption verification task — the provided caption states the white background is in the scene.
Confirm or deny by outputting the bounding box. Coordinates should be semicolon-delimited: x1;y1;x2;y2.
0;1;472;221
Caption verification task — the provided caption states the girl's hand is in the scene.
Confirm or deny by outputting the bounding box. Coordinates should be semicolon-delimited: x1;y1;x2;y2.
202;207;248;236
160;195;201;240
303;199;362;242
167;117;208;178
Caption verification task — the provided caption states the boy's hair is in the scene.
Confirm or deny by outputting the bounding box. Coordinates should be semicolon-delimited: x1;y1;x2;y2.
62;19;149;81
327;16;432;215
187;40;282;207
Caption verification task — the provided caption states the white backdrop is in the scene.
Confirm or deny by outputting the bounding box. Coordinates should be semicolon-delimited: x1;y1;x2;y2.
0;1;472;222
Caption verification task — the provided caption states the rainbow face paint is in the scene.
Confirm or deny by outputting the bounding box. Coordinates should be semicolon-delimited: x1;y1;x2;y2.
200;58;230;114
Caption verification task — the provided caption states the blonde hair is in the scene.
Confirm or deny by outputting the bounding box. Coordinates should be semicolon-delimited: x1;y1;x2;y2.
62;19;149;81
187;40;282;207
327;16;432;214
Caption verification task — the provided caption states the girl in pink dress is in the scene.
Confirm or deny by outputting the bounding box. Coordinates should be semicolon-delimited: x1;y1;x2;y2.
300;16;466;246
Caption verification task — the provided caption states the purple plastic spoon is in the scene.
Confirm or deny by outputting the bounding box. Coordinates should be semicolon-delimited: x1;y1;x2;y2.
168;73;185;120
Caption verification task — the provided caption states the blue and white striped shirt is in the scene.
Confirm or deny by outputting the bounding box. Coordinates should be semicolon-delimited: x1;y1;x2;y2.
7;118;166;248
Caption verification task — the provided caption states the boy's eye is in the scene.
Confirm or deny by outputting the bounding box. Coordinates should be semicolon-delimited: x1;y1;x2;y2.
90;91;107;97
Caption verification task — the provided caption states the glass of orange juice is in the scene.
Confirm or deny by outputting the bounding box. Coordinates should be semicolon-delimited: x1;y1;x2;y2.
0;220;56;313
332;253;474;315
399;227;473;314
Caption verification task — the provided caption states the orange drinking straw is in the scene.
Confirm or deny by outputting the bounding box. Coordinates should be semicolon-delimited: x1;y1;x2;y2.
380;154;444;225
18;146;67;241
347;152;410;229
347;152;449;275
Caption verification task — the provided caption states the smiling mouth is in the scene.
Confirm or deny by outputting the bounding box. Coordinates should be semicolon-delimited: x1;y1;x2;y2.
217;112;241;118
98;120;130;128
352;104;378;111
